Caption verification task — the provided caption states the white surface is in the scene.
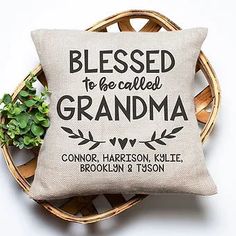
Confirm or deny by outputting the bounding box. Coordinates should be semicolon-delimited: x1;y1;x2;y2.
0;0;235;235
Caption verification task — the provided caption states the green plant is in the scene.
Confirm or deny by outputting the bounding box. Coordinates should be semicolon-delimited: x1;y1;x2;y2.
0;73;50;149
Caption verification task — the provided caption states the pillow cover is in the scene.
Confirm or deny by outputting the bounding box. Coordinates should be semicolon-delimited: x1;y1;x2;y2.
29;28;216;200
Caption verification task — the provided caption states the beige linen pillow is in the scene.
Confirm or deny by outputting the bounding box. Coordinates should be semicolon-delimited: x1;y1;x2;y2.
29;28;217;200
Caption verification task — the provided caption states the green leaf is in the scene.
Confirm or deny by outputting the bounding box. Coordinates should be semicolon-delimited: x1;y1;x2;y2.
8;119;19;127
15;137;25;149
33;116;40;124
31;123;44;136
23;136;32;145
38;105;49;114
42;102;48;108
2;94;12;105
35;112;46;121
33;96;43;102
28;88;36;95
6;104;15;115
41;87;50;98
13;107;21;115
7;130;15;139
16;113;29;129
19;104;27;112
20;123;31;135
19;90;29;97
41;118;50;127
0;129;5;139
25;74;36;89
24;99;37;107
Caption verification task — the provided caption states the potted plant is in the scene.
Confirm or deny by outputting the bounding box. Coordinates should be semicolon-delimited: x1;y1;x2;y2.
0;74;50;149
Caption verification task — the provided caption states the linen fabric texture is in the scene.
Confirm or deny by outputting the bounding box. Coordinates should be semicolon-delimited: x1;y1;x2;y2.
29;28;217;200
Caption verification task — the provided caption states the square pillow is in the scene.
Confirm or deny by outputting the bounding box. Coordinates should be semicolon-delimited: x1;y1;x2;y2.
29;28;217;200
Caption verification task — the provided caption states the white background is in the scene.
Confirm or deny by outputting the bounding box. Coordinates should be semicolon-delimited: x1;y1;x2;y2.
0;0;235;235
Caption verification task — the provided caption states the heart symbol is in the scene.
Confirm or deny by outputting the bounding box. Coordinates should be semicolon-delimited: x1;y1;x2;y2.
109;137;116;146
118;138;128;150
129;139;136;147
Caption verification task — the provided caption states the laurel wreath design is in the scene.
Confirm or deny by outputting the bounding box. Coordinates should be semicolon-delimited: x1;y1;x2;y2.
61;126;106;150
139;126;183;150
61;126;183;150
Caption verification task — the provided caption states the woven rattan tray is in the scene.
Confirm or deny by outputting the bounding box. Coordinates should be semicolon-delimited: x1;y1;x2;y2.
1;10;221;224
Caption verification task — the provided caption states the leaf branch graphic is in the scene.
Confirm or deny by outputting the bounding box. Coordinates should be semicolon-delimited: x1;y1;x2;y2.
139;126;183;150
61;126;105;150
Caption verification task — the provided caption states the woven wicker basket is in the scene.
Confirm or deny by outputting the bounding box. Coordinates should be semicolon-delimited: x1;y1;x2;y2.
1;10;220;224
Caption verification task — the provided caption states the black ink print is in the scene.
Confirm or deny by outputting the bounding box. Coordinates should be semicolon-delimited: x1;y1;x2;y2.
109;137;116;146
118;138;128;150
139;126;184;150
129;139;136;147
61;126;105;150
